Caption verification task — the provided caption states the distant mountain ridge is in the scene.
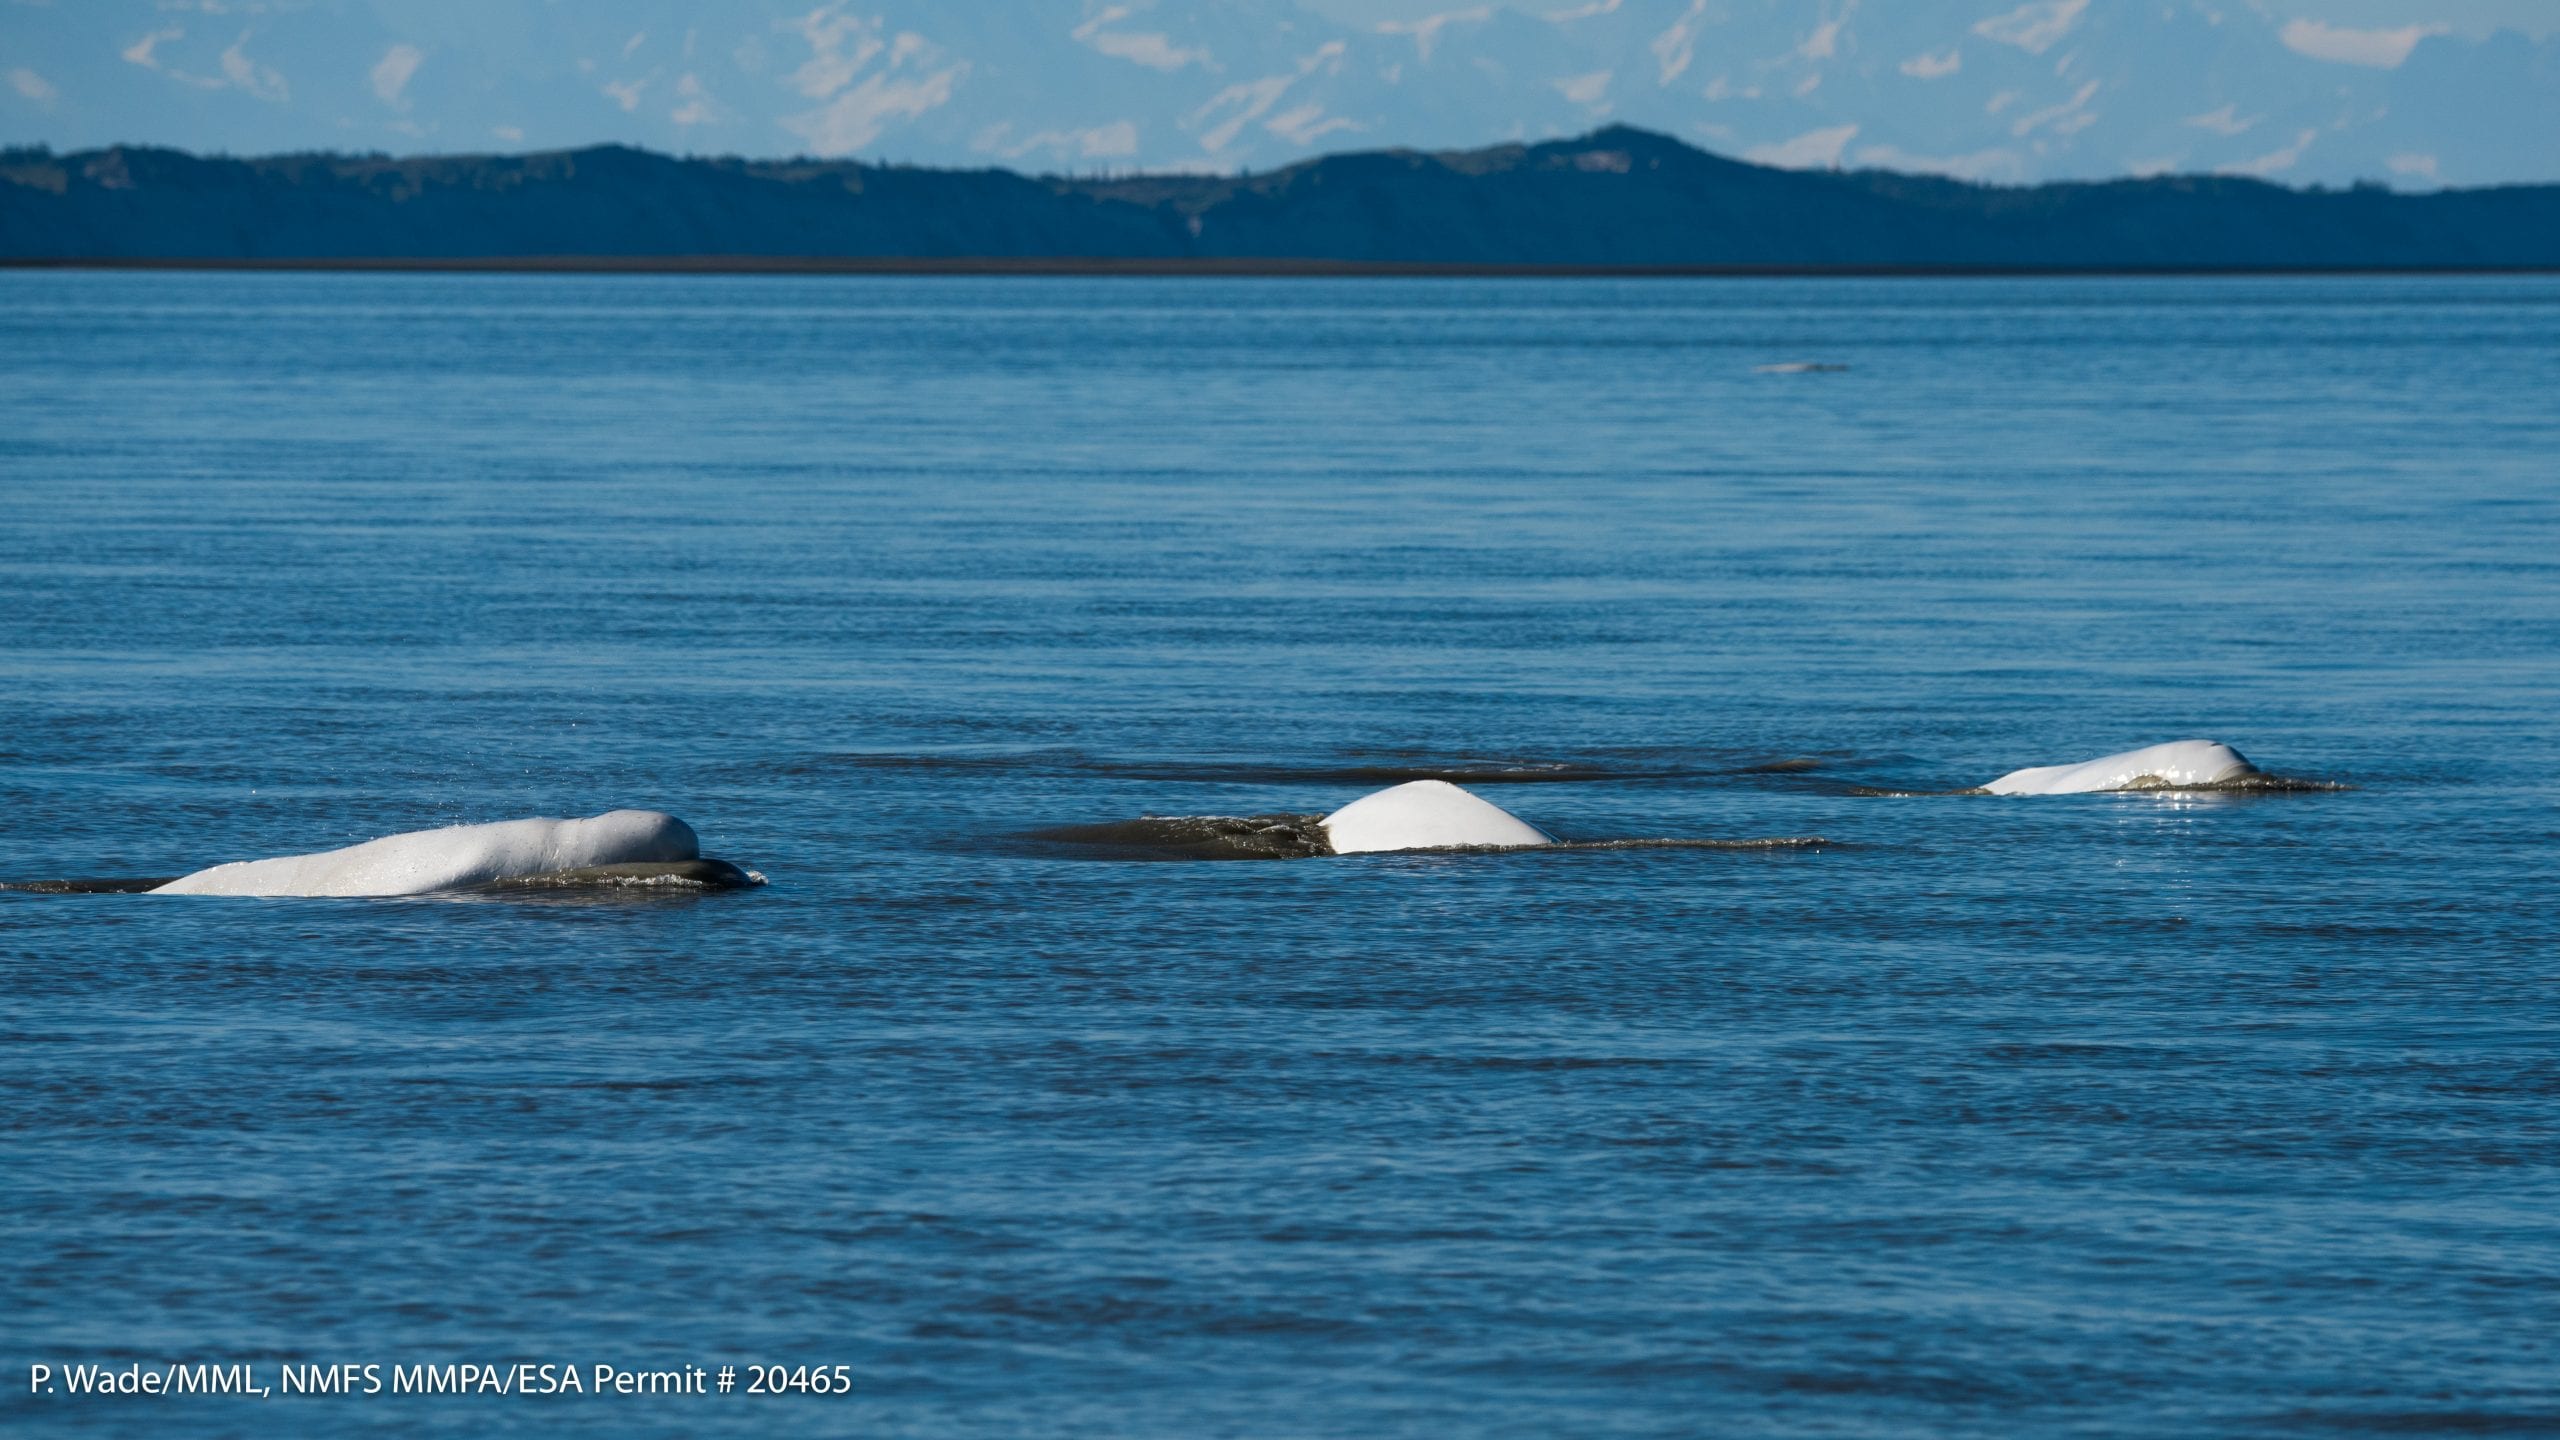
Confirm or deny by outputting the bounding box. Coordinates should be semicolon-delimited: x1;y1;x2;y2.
7;127;2558;270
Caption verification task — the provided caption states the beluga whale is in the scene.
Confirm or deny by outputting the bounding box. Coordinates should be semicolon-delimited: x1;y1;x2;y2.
1979;740;2260;796
1319;780;1555;854
147;809;760;896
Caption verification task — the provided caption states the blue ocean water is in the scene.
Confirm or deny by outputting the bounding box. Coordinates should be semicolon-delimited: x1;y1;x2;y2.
2;271;2556;1437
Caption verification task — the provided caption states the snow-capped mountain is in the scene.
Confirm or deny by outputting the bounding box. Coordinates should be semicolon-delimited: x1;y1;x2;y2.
3;1;2553;187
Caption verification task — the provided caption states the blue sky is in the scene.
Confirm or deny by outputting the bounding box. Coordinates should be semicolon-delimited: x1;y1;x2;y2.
1303;0;2558;35
4;1;2555;186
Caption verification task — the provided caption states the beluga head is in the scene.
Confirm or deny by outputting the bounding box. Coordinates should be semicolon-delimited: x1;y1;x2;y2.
1319;780;1555;855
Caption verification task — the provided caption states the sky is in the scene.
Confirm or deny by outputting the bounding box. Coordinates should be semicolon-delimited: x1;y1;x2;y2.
1299;0;2560;35
3;1;2556;187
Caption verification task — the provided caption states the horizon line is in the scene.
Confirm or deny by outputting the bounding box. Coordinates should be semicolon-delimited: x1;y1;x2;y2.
10;257;2557;279
4;125;2524;199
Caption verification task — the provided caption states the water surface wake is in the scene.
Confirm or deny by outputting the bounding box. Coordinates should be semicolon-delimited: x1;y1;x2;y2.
0;876;179;894
799;750;1825;786
1020;815;1333;861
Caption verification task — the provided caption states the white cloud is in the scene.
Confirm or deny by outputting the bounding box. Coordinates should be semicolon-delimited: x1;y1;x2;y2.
1091;31;1210;70
2387;151;2438;179
1545;0;1622;19
1900;48;1960;79
1193;74;1294;151
1552;68;1611;105
2219;127;2317;177
7;66;55;103
670;72;720;126
1187;41;1341;153
783;58;966;155
2183;102;2255;136
121;27;182;69
1852;143;2025;181
370;43;422;108
218;32;286;101
1746;123;1858;169
1072;8;1211;71
1651;0;1707;85
2010;79;2098;137
122;24;261;93
601;78;644;112
2277;19;2442;68
1376;7;1491;64
1799;19;1843;60
622;31;647;59
1792;70;1820;96
1972;0;2087;55
787;5;885;100
1266;103;1358;145
772;7;966;156
987;119;1140;162
492;124;524;143
1075;119;1140;156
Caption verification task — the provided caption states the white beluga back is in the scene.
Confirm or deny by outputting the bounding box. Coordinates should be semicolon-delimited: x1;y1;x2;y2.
1320;780;1554;855
1982;741;2258;796
152;809;705;896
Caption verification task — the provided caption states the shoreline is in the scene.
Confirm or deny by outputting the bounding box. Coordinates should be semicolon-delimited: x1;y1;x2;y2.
6;256;2558;278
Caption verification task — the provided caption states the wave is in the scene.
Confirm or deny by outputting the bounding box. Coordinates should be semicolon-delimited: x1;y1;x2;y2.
795;750;1827;786
1018;815;1334;861
0;876;180;894
1541;836;1832;851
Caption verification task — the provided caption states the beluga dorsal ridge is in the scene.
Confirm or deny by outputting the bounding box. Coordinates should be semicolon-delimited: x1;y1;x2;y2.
1319;780;1555;855
151;809;723;896
1981;740;2259;795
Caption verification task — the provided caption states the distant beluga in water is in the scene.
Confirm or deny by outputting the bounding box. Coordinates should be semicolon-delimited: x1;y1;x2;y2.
1980;740;2260;795
148;809;760;896
1320;780;1555;854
